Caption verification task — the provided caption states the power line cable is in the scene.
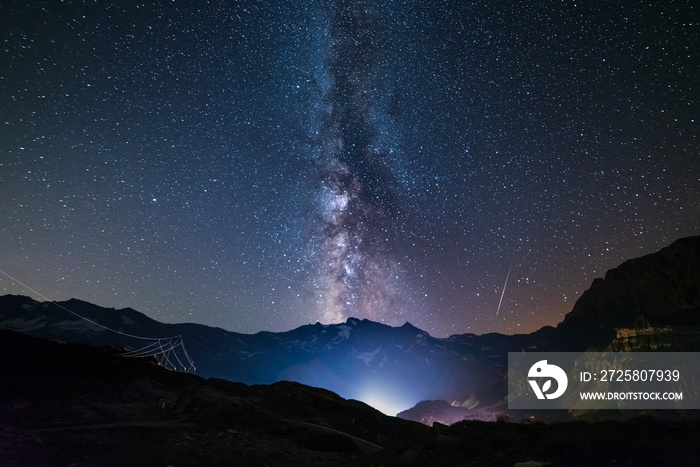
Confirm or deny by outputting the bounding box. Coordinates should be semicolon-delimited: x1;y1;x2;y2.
0;268;196;373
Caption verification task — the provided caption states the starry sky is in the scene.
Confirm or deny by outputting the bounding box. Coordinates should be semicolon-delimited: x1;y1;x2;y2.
1;0;698;337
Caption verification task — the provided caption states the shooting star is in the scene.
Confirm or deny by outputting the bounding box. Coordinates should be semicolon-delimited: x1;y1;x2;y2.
496;264;512;316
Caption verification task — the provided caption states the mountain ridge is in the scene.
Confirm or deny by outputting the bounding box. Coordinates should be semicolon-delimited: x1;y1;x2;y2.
2;234;700;420
0;292;538;415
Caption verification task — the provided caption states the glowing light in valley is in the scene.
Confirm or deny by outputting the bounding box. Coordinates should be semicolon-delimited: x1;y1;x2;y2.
356;382;418;417
359;394;405;417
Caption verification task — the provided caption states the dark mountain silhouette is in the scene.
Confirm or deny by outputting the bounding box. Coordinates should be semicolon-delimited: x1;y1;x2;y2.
2;329;700;466
552;234;700;350
0;329;419;466
1;235;700;425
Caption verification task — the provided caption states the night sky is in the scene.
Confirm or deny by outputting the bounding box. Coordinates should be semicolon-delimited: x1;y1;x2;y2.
1;0;698;338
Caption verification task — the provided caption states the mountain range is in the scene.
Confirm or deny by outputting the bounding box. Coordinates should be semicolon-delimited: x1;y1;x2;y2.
2;235;699;424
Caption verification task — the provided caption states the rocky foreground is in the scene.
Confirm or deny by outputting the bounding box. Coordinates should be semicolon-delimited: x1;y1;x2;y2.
2;329;700;467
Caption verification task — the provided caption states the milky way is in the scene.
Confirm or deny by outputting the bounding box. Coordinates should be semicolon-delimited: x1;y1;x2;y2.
312;1;412;324
0;0;698;337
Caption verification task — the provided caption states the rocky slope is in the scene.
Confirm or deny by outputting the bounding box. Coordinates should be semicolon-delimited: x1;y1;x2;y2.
0;329;423;466
3;329;700;467
549;235;700;351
